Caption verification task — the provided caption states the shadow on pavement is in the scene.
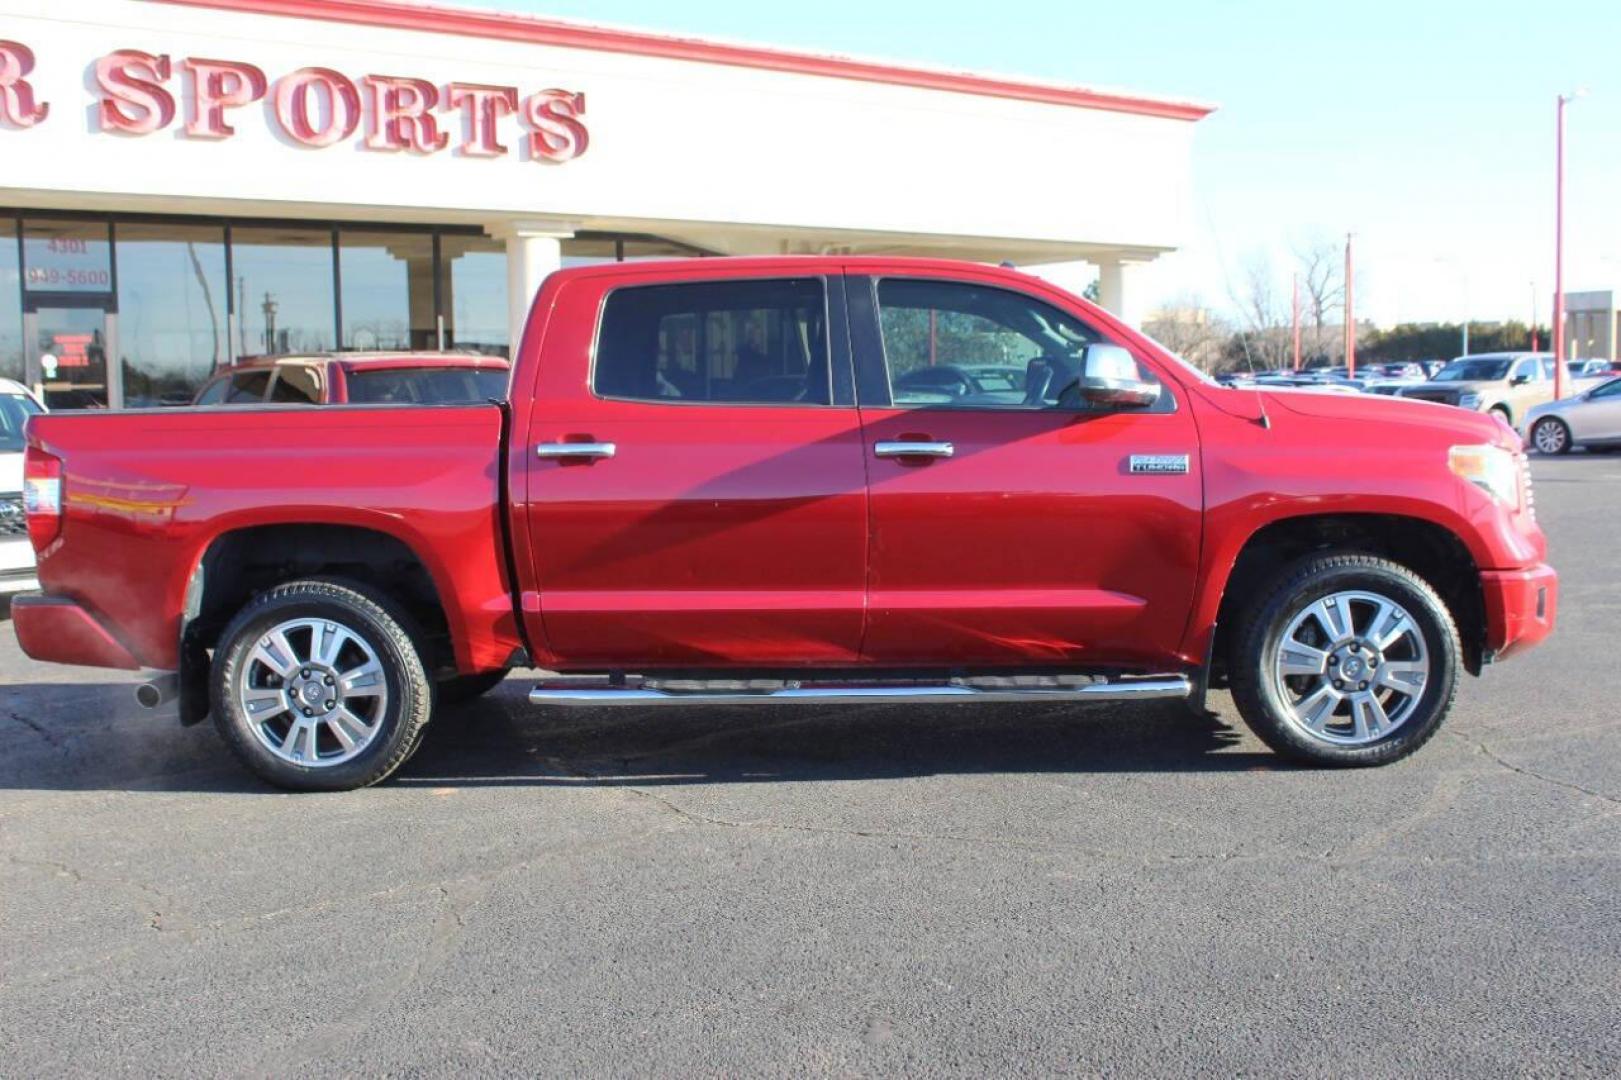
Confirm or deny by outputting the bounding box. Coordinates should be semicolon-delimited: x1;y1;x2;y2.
0;679;1278;794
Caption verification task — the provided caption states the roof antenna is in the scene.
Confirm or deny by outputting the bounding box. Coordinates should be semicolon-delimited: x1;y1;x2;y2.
1255;391;1272;430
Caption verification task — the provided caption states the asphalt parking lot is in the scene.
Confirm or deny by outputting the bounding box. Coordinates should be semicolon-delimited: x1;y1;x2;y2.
2;455;1619;1076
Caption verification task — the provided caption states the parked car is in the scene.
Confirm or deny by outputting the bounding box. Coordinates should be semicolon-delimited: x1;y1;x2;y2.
14;257;1557;790
192;352;512;407
1394;352;1605;426
1566;359;1618;381
1;378;45;595
1373;362;1426;381
1522;376;1621;454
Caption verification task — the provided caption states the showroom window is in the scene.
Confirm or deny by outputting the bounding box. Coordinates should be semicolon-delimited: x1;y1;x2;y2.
0;219;19;384
439;233;508;355
340;230;435;351
232;226;337;356
116;223;228;407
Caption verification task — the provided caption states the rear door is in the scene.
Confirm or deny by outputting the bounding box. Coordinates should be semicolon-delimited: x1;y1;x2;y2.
518;267;868;668
849;271;1203;668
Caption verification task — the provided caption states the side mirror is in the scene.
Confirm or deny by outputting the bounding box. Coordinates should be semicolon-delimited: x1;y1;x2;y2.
1509;374;1530;386
1074;344;1161;409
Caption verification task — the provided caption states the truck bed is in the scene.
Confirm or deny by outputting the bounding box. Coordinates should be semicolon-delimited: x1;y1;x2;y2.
25;404;523;673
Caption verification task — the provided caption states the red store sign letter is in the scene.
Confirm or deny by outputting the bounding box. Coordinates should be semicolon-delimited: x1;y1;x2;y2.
274;67;361;147
0;40;48;128
96;50;175;134
183;57;267;138
363;75;448;154
525;90;588;163
446;82;518;158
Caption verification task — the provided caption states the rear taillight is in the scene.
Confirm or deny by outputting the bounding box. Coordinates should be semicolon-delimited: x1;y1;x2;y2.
23;448;62;550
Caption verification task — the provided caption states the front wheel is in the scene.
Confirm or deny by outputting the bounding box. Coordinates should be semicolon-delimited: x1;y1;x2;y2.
1530;416;1573;455
210;579;435;791
1230;554;1460;767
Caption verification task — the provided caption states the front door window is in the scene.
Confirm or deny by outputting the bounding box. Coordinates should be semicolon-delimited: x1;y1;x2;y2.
31;307;113;410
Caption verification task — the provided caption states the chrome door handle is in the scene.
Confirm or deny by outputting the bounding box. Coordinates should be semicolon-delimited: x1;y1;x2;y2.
536;442;616;460
875;440;954;458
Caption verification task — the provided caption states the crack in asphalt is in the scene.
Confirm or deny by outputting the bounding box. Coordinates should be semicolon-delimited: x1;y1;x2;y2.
3;710;65;751
5;854;182;933
1450;732;1621;808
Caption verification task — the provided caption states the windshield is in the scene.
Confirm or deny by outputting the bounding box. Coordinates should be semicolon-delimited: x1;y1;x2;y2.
345;368;509;405
1434;358;1511;382
0;392;42;453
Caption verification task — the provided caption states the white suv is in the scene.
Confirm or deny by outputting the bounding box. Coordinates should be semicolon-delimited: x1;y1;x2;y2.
1;378;44;595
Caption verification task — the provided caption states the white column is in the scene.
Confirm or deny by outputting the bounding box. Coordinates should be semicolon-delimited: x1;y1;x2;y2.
1094;258;1143;327
487;220;578;351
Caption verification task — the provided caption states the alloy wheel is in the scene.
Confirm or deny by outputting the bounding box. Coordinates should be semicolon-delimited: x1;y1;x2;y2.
1271;589;1430;746
235;617;390;767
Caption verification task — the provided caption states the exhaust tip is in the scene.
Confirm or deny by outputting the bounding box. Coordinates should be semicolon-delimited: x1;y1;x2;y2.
135;675;179;709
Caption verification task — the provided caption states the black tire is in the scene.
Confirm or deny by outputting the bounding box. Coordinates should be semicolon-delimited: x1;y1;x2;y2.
438;668;510;705
1529;416;1573;455
210;579;435;791
1229;553;1460;767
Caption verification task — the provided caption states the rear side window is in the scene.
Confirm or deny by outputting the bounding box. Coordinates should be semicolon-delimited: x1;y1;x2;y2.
594;278;831;405
344;367;509;404
269;365;322;404
0;393;40;453
224;371;272;403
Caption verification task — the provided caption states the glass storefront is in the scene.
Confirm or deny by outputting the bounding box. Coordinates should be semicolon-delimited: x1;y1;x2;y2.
439;233;508;355
0;212;706;408
0;220;20;384
117;223;228;407
233;226;337;357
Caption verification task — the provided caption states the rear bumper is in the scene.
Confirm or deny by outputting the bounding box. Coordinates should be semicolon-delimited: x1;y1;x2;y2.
10;593;143;670
1480;563;1558;662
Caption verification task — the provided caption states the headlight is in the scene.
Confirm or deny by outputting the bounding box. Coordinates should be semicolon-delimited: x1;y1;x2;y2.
1458;391;1481;410
1449;444;1520;508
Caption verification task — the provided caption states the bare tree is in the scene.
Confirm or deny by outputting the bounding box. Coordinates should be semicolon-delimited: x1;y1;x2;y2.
1293;237;1345;364
1227;252;1289;370
1142;294;1231;373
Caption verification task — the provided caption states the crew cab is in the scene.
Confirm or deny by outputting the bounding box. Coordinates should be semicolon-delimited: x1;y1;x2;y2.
14;258;1557;790
192;352;511;407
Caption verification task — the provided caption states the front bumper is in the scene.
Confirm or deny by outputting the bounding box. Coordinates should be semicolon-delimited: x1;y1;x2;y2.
11;593;143;670
1480;563;1558;662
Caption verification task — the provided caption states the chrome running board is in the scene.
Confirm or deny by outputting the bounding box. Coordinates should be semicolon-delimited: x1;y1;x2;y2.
529;674;1192;708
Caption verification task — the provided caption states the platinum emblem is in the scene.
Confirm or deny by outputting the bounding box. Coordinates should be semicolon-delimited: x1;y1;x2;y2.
1129;454;1190;475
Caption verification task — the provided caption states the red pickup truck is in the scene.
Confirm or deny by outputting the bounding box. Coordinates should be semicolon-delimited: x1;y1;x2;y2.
14;258;1557;791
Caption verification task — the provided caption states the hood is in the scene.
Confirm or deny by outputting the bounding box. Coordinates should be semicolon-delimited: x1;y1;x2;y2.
0;450;21;495
1265;385;1508;444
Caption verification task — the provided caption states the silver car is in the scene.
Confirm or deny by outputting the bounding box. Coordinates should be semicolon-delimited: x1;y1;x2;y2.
1522;376;1621;455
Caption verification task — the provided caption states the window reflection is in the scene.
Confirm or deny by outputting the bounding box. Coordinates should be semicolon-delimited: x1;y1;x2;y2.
232;227;335;356
340;231;435;350
439;234;508;356
116;223;227;406
0;219;19;384
21;219;112;295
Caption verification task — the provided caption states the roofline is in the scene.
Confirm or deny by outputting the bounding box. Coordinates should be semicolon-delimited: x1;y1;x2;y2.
149;0;1217;122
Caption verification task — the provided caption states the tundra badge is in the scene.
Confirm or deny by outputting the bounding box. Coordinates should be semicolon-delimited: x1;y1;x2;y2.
1129;454;1190;475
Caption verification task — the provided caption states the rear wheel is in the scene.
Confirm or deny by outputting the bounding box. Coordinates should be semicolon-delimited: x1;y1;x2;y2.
1530;416;1573;455
1230;554;1459;767
210;579;434;791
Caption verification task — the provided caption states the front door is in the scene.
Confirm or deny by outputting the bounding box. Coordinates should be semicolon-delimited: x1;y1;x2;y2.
849;272;1204;669
518;268;869;669
25;305;119;410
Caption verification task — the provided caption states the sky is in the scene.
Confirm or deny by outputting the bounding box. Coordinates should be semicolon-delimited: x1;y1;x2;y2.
481;0;1621;328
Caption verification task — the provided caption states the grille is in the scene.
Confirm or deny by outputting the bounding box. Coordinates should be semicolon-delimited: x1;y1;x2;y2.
1402;389;1457;405
0;493;24;539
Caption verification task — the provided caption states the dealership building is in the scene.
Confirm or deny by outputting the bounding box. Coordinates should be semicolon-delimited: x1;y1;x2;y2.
0;0;1211;408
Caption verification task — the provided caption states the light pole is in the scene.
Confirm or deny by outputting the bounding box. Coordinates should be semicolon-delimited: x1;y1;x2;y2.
1343;233;1355;378
1530;281;1538;352
1291;272;1302;371
1554;89;1587;402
